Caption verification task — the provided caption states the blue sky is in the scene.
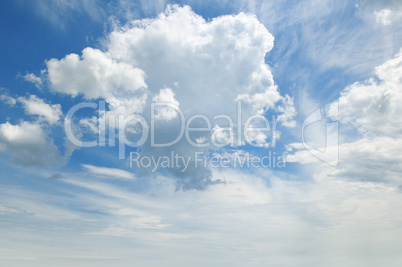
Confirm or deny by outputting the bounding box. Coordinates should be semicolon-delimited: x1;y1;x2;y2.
1;0;402;266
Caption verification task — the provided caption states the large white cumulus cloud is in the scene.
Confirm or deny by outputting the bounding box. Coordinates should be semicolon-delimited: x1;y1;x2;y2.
47;5;293;119
45;5;295;189
105;5;282;117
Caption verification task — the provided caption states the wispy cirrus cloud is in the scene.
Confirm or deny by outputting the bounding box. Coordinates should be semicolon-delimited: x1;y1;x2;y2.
82;164;135;180
16;0;106;29
1;167;402;266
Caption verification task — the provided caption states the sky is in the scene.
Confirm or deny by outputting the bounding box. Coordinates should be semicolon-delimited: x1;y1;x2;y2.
1;0;402;266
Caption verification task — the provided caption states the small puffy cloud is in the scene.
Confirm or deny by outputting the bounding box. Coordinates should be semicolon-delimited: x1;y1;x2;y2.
21;73;42;89
47;47;147;114
243;122;270;147
373;8;402;25
1;94;62;124
211;125;234;147
152;88;180;121
360;0;402;25
247;131;268;145
18;95;63;125
0;122;45;145
374;9;393;25
0;121;64;166
276;95;297;128
0;93;74;167
79;116;99;134
0;94;17;106
82;164;135;180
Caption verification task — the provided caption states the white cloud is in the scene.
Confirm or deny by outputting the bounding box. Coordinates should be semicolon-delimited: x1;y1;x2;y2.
79;116;99;134
241;0;402;81
331;49;402;137
47;47;147;115
21;73;42;89
211;125;234;146
45;5;295;189
152;88;180;121
0;121;64;166
2;2;402;265
18;95;63;125
288;49;402;185
47;5;293;121
359;0;402;25
0;94;16;106
276;95;297;127
374;9;393;25
18;0;106;29
82;164;135;180
2;167;402;266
